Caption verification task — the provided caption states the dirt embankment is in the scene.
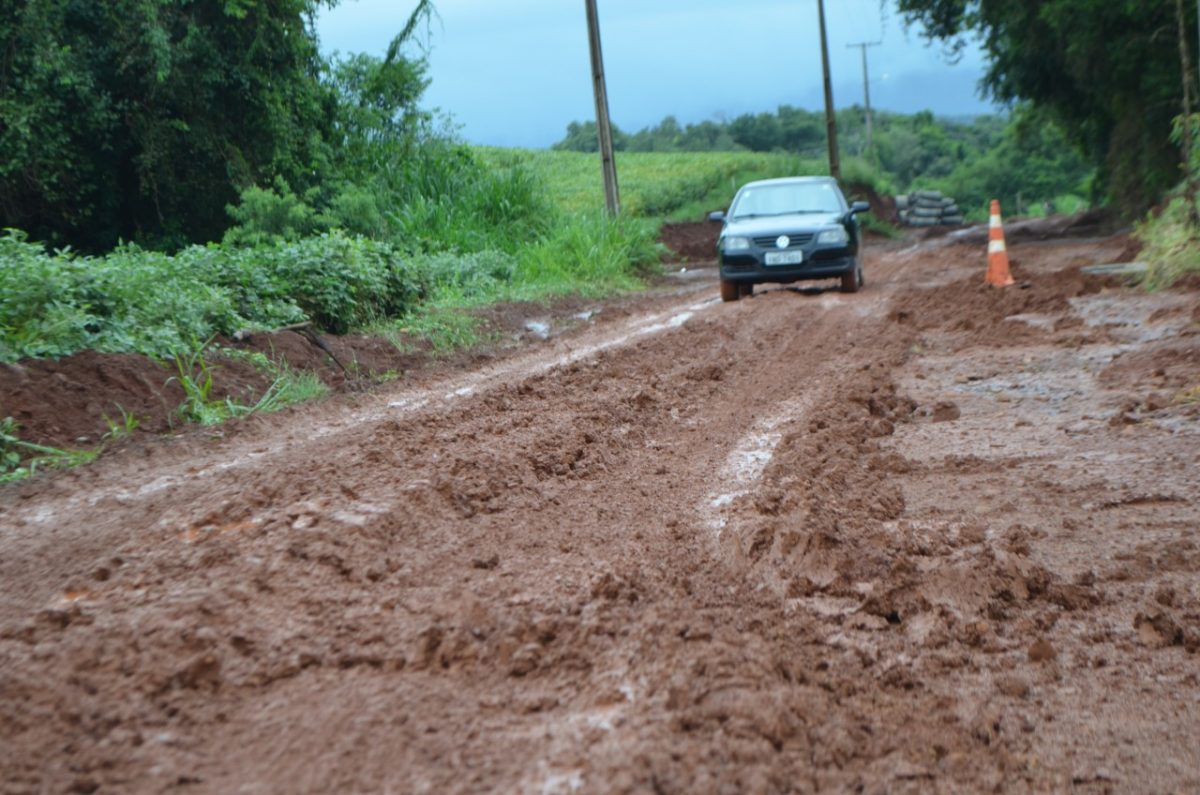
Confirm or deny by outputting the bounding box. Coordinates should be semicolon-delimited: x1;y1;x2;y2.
0;294;655;450
1;228;1199;793
659;220;719;263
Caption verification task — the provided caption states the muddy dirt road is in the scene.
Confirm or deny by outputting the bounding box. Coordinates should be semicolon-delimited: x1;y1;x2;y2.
2;230;1199;794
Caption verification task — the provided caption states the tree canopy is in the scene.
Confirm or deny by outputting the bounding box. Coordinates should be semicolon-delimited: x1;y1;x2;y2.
1;0;342;251
895;0;1195;215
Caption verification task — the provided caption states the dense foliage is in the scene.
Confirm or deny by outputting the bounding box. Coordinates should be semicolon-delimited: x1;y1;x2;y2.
0;0;666;366
0;212;660;364
553;106;1092;218
895;0;1196;216
1;0;337;251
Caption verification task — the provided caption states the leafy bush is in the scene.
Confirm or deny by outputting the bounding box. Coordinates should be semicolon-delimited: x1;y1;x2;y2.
224;179;325;246
0;231;242;360
323;187;388;239
410;250;518;301
0;230;423;361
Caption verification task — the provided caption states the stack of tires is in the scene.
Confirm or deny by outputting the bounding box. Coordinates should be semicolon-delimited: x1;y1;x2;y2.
895;190;964;227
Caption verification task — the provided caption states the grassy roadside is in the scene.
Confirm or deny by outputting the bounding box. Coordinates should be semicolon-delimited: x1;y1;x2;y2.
0;147;898;479
1137;195;1200;289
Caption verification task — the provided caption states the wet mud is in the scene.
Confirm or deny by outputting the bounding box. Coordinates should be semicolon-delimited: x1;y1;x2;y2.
1;230;1198;793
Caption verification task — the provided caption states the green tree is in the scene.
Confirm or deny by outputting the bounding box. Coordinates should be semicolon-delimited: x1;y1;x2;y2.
932;106;1093;214
0;0;336;250
777;105;825;157
728;112;783;152
552;120;629;153
895;0;1195;215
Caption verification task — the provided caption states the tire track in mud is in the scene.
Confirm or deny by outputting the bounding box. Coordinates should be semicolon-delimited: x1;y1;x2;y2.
3;235;1199;793
1;281;928;794
0;290;722;615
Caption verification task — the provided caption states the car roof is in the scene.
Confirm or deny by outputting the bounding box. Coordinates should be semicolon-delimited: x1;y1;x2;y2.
739;176;839;190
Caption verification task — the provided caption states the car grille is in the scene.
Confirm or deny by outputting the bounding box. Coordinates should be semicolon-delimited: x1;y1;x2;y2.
752;233;813;249
724;262;755;273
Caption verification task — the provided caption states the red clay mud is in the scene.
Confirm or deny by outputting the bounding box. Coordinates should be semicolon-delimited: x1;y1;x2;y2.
1;230;1198;794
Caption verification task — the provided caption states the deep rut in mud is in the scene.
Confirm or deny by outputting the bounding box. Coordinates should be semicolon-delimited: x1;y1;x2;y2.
2;233;1199;794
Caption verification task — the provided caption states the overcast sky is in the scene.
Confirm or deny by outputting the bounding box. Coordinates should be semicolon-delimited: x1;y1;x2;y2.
316;0;997;148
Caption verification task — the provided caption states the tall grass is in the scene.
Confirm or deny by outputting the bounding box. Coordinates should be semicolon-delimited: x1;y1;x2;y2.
1137;195;1200;289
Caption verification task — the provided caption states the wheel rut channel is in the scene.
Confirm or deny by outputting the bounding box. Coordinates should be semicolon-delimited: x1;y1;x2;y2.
3;232;1200;793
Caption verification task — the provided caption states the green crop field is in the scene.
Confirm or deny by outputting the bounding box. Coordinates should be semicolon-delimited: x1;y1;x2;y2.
479;148;823;221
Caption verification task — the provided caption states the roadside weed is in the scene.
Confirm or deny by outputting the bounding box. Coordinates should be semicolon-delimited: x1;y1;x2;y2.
172;343;331;426
1;417;99;484
102;406;141;442
379;308;489;355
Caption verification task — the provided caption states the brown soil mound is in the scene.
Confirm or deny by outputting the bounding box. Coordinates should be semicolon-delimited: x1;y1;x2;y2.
0;352;267;448
888;257;1116;345
660;221;718;263
844;181;896;223
0;292;681;452
0;329;422;449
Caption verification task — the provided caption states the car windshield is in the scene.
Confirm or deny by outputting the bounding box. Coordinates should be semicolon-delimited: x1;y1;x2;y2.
730;182;843;218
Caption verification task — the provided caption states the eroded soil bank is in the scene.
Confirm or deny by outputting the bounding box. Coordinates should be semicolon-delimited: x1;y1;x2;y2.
1;227;1198;794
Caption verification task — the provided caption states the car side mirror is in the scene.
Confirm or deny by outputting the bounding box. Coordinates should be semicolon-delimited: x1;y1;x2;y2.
849;201;870;214
708;211;726;223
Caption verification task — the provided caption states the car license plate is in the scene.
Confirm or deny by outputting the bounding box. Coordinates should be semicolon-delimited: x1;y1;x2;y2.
765;251;803;266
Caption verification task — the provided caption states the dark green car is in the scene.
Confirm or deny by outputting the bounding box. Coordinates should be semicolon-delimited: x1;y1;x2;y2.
709;176;869;301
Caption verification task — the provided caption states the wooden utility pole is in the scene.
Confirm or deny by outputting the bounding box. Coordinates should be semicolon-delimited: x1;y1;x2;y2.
817;0;841;180
585;0;620;215
847;41;881;153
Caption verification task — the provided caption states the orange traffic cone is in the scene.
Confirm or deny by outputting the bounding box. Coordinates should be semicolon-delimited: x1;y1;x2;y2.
986;200;1014;287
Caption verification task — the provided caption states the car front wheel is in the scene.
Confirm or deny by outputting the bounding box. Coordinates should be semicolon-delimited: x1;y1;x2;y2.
840;263;863;294
720;279;741;302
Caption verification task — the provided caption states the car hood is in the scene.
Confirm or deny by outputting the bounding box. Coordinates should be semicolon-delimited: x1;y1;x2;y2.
722;212;845;236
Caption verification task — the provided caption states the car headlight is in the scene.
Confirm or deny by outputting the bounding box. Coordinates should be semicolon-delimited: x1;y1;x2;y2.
817;228;849;245
722;236;750;251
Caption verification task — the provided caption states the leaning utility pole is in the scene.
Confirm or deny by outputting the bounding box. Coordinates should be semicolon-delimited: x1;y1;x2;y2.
585;0;620;216
816;0;841;180
847;40;881;153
